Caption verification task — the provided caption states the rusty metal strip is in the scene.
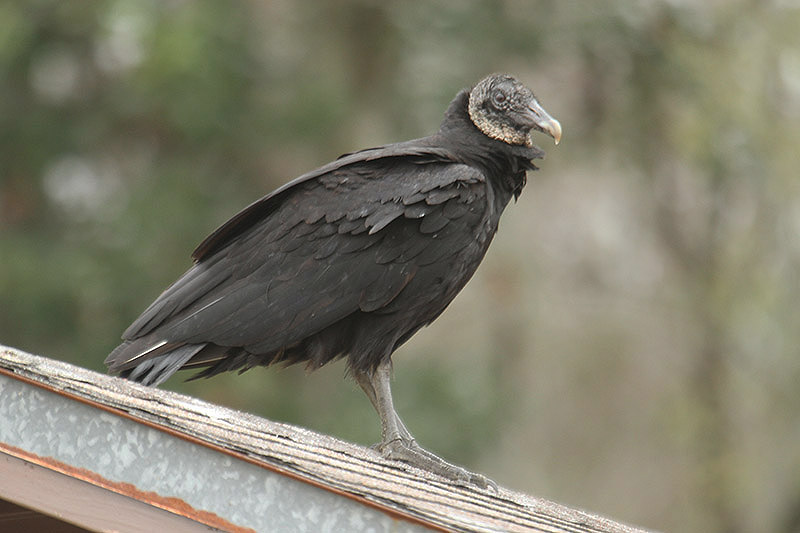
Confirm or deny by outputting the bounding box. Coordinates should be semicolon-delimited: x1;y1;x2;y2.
0;443;252;532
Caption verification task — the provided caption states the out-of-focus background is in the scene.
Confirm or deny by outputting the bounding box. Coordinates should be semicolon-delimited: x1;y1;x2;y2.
1;2;798;531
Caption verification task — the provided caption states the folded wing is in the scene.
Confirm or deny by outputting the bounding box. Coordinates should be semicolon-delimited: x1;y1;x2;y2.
106;156;487;384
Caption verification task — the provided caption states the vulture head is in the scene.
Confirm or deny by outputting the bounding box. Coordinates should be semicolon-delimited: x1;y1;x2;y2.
468;73;562;147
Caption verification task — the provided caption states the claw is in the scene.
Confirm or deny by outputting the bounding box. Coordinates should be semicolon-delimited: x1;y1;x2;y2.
377;438;497;491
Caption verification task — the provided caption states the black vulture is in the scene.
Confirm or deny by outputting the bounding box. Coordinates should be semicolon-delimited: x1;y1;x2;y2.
106;73;561;488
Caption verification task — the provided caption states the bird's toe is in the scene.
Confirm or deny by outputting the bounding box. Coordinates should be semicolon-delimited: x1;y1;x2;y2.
376;438;497;491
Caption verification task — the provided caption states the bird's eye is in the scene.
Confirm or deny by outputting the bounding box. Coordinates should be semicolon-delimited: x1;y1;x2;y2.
491;90;507;107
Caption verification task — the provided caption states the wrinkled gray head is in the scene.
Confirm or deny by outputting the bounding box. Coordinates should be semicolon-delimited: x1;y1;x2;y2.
468;74;562;147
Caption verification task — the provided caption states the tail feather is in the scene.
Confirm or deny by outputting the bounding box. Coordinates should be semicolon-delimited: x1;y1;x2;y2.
125;343;206;386
107;340;207;386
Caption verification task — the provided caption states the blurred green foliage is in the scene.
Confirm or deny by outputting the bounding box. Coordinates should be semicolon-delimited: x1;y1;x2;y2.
2;2;799;532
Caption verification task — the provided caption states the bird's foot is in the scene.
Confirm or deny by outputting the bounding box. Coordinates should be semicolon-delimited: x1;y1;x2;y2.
375;438;497;491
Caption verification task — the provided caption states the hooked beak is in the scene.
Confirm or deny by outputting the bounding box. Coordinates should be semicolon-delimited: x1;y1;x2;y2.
527;99;562;145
